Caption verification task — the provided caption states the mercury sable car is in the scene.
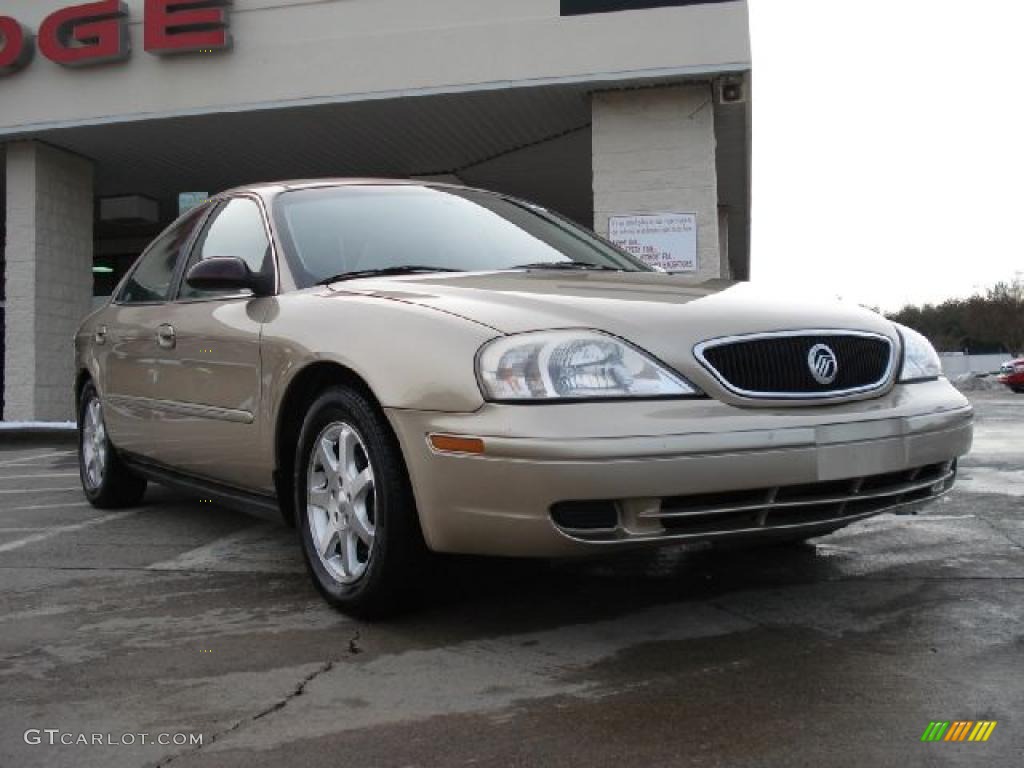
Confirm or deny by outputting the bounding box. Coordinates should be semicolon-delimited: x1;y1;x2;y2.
75;180;974;614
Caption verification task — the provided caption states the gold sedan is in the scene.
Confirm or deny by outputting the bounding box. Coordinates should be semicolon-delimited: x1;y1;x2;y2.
74;180;973;615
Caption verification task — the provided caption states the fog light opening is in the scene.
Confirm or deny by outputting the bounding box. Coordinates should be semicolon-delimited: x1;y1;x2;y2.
550;500;620;531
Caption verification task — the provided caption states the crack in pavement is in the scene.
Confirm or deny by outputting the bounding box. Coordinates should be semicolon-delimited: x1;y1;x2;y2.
254;659;337;723
972;511;1024;551
148;630;364;768
151;657;341;768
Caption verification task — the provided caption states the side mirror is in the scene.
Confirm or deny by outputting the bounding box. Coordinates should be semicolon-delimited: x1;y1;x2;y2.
185;257;272;296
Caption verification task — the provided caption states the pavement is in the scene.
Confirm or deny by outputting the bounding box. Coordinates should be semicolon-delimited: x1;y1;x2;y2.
0;391;1021;768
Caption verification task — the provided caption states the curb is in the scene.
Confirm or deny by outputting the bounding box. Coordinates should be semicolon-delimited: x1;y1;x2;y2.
0;428;78;447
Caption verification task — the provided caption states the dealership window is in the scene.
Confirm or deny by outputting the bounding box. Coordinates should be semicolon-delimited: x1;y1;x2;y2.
93;253;142;299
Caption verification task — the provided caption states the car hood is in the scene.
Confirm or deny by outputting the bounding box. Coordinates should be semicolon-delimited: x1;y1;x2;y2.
328;271;901;402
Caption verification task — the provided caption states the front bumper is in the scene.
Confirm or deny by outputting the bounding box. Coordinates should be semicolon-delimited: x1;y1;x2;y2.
387;379;974;557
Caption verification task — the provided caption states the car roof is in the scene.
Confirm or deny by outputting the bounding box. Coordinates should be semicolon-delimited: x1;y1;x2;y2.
218;178;475;198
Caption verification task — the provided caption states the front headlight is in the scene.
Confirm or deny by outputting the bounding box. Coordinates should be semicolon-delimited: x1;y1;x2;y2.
895;324;942;382
476;330;700;401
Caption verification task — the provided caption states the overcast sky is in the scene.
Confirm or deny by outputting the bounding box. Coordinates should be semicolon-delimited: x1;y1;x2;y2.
747;0;1024;312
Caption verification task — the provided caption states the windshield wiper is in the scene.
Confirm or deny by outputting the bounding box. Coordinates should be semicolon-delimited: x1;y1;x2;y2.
512;262;622;272
317;266;463;286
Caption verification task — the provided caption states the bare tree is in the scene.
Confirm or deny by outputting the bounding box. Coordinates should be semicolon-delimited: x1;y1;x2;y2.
982;275;1024;355
888;274;1024;355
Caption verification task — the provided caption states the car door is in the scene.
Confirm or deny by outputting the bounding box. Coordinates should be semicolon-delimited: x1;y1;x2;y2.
99;206;210;458
147;195;276;491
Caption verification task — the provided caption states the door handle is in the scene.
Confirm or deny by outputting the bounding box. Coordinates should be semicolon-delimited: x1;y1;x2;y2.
94;325;108;345
156;324;176;349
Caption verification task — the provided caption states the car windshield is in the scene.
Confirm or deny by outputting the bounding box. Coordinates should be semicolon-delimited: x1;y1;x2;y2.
272;185;650;288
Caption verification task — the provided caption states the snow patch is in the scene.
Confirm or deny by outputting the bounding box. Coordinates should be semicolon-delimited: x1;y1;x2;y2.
0;421;76;430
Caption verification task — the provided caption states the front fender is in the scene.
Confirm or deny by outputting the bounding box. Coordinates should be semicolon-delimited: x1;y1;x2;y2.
261;290;501;416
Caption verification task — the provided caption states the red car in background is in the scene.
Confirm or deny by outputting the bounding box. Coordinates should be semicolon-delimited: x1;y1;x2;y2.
998;359;1024;393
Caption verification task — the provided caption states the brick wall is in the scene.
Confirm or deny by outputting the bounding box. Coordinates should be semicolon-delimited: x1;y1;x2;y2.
3;142;94;422
592;85;721;281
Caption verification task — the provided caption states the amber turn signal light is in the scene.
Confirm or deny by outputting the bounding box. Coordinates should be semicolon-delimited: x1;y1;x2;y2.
428;434;485;454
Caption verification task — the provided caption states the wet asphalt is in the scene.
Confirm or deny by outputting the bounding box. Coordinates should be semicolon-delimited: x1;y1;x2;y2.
0;392;1021;768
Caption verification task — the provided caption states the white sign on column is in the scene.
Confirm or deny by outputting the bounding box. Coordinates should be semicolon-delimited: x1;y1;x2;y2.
608;212;698;272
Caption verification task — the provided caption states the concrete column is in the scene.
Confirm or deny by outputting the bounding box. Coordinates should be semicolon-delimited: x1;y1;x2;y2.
4;141;94;422
592;85;721;280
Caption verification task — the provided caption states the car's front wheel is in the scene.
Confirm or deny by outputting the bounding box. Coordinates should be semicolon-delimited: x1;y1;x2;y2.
294;386;426;616
78;382;147;508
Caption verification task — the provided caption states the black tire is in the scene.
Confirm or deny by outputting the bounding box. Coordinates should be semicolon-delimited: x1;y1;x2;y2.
293;385;427;617
1012;387;1024;394
78;382;147;508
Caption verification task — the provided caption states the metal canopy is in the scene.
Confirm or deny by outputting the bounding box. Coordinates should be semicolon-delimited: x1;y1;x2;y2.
3;75;750;279
17;84;597;225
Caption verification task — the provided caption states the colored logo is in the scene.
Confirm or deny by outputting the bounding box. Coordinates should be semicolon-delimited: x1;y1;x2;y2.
921;721;997;742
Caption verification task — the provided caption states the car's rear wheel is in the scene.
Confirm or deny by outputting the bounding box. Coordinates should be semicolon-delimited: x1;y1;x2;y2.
294;386;426;616
78;382;147;508
1012;386;1024;394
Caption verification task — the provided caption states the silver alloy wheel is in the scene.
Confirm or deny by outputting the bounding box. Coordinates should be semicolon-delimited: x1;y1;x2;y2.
306;421;377;584
81;397;108;491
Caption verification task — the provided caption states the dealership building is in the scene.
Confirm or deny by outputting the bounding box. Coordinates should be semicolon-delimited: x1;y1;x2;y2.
0;0;751;422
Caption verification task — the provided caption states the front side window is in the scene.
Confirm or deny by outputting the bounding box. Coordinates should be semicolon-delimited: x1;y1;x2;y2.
273;185;649;289
117;207;207;304
179;197;271;300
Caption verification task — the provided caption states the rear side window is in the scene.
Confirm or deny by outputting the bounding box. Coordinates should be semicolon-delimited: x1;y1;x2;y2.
117;208;206;304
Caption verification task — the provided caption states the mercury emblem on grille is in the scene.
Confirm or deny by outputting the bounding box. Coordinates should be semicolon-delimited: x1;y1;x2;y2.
808;344;839;385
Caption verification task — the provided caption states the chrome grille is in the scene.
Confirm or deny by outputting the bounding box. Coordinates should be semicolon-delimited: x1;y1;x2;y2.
652;461;955;534
550;461;956;542
695;330;895;399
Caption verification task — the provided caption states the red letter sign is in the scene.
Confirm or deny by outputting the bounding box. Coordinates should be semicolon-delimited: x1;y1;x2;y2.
38;1;130;67
0;17;34;75
145;0;232;55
